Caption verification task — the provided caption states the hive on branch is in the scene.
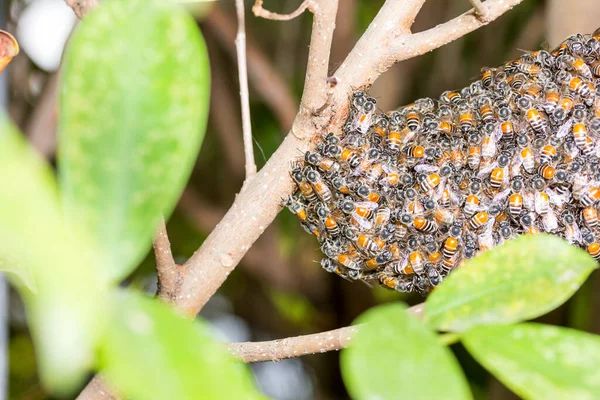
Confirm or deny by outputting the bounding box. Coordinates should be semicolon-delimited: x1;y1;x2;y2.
287;29;600;295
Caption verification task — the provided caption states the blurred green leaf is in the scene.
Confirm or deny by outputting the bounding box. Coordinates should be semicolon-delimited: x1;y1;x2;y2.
463;323;600;400
0;117;108;394
424;235;596;332
59;0;210;282
341;303;472;400
100;291;262;400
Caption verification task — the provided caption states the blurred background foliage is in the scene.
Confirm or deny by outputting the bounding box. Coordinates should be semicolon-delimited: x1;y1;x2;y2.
3;0;600;399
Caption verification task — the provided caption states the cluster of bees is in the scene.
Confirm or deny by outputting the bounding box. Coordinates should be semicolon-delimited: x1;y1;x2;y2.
287;29;600;294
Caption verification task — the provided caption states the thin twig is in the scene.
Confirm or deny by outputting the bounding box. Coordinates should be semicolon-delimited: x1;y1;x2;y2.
153;219;183;303
468;0;490;22
228;303;424;362
235;0;257;180
252;0;314;21
204;7;298;129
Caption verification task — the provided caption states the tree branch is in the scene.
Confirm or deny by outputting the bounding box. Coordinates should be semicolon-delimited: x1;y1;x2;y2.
331;0;524;103
252;0;314;21
154;219;183;303
235;0;257;180
228;303;425;362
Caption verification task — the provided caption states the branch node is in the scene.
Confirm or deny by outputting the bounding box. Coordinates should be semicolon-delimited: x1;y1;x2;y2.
468;0;491;22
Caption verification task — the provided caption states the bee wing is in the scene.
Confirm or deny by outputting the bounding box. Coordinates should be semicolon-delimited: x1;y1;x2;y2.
542;209;559;231
401;129;416;145
414;164;439;173
523;192;535;210
510;156;523;177
534;192;546;215
477;161;497;178
556;119;573;139
492;187;511;205
351;214;373;230
491;124;503;142
568;222;583;245
355;201;379;210
382;163;396;174
546;188;564;208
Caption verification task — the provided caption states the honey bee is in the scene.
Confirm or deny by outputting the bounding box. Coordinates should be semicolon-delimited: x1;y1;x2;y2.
305;167;333;203
339;198;378;230
350;91;377;133
582;206;599;231
364;250;393;271
563;212;583;244
396;251;425;274
413;217;438;234
315;203;341;236
285;196;308;222
469;211;489;230
292;166;318;203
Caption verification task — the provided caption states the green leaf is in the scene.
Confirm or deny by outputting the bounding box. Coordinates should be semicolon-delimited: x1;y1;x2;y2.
100;291;262;400
424;235;596;332
340;303;472;400
463;323;600;400
59;0;210;282
0;117;109;394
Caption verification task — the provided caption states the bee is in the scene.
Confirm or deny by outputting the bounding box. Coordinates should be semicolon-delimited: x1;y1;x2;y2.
350;91;377;133
340;148;363;168
540;145;557;164
405;145;425;159
356;234;385;255
364;250;392;270
568;76;592;97
591;59;600;77
582;206;599;231
509;192;524;219
420;173;441;193
315;203;341;236
519;147;536;174
542;84;560;113
581;187;600;207
336;252;361;271
440;90;462;105
481;68;494;88
292;166;318;203
396;251;425;275
395;213;412;241
520;212;540;234
285;196;308;222
563;212;583;244
374;207;391;230
459;108;475;132
305;151;340;173
442;237;459;259
538;164;555;180
386;128;402;152
469;211;489;230
413;217;438;233
405;110;421;131
305;167;333;203
490;167;506;189
587;242;600;260
525;107;547;133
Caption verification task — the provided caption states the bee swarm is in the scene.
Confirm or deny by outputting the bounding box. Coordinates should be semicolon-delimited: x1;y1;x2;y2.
287;29;600;295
